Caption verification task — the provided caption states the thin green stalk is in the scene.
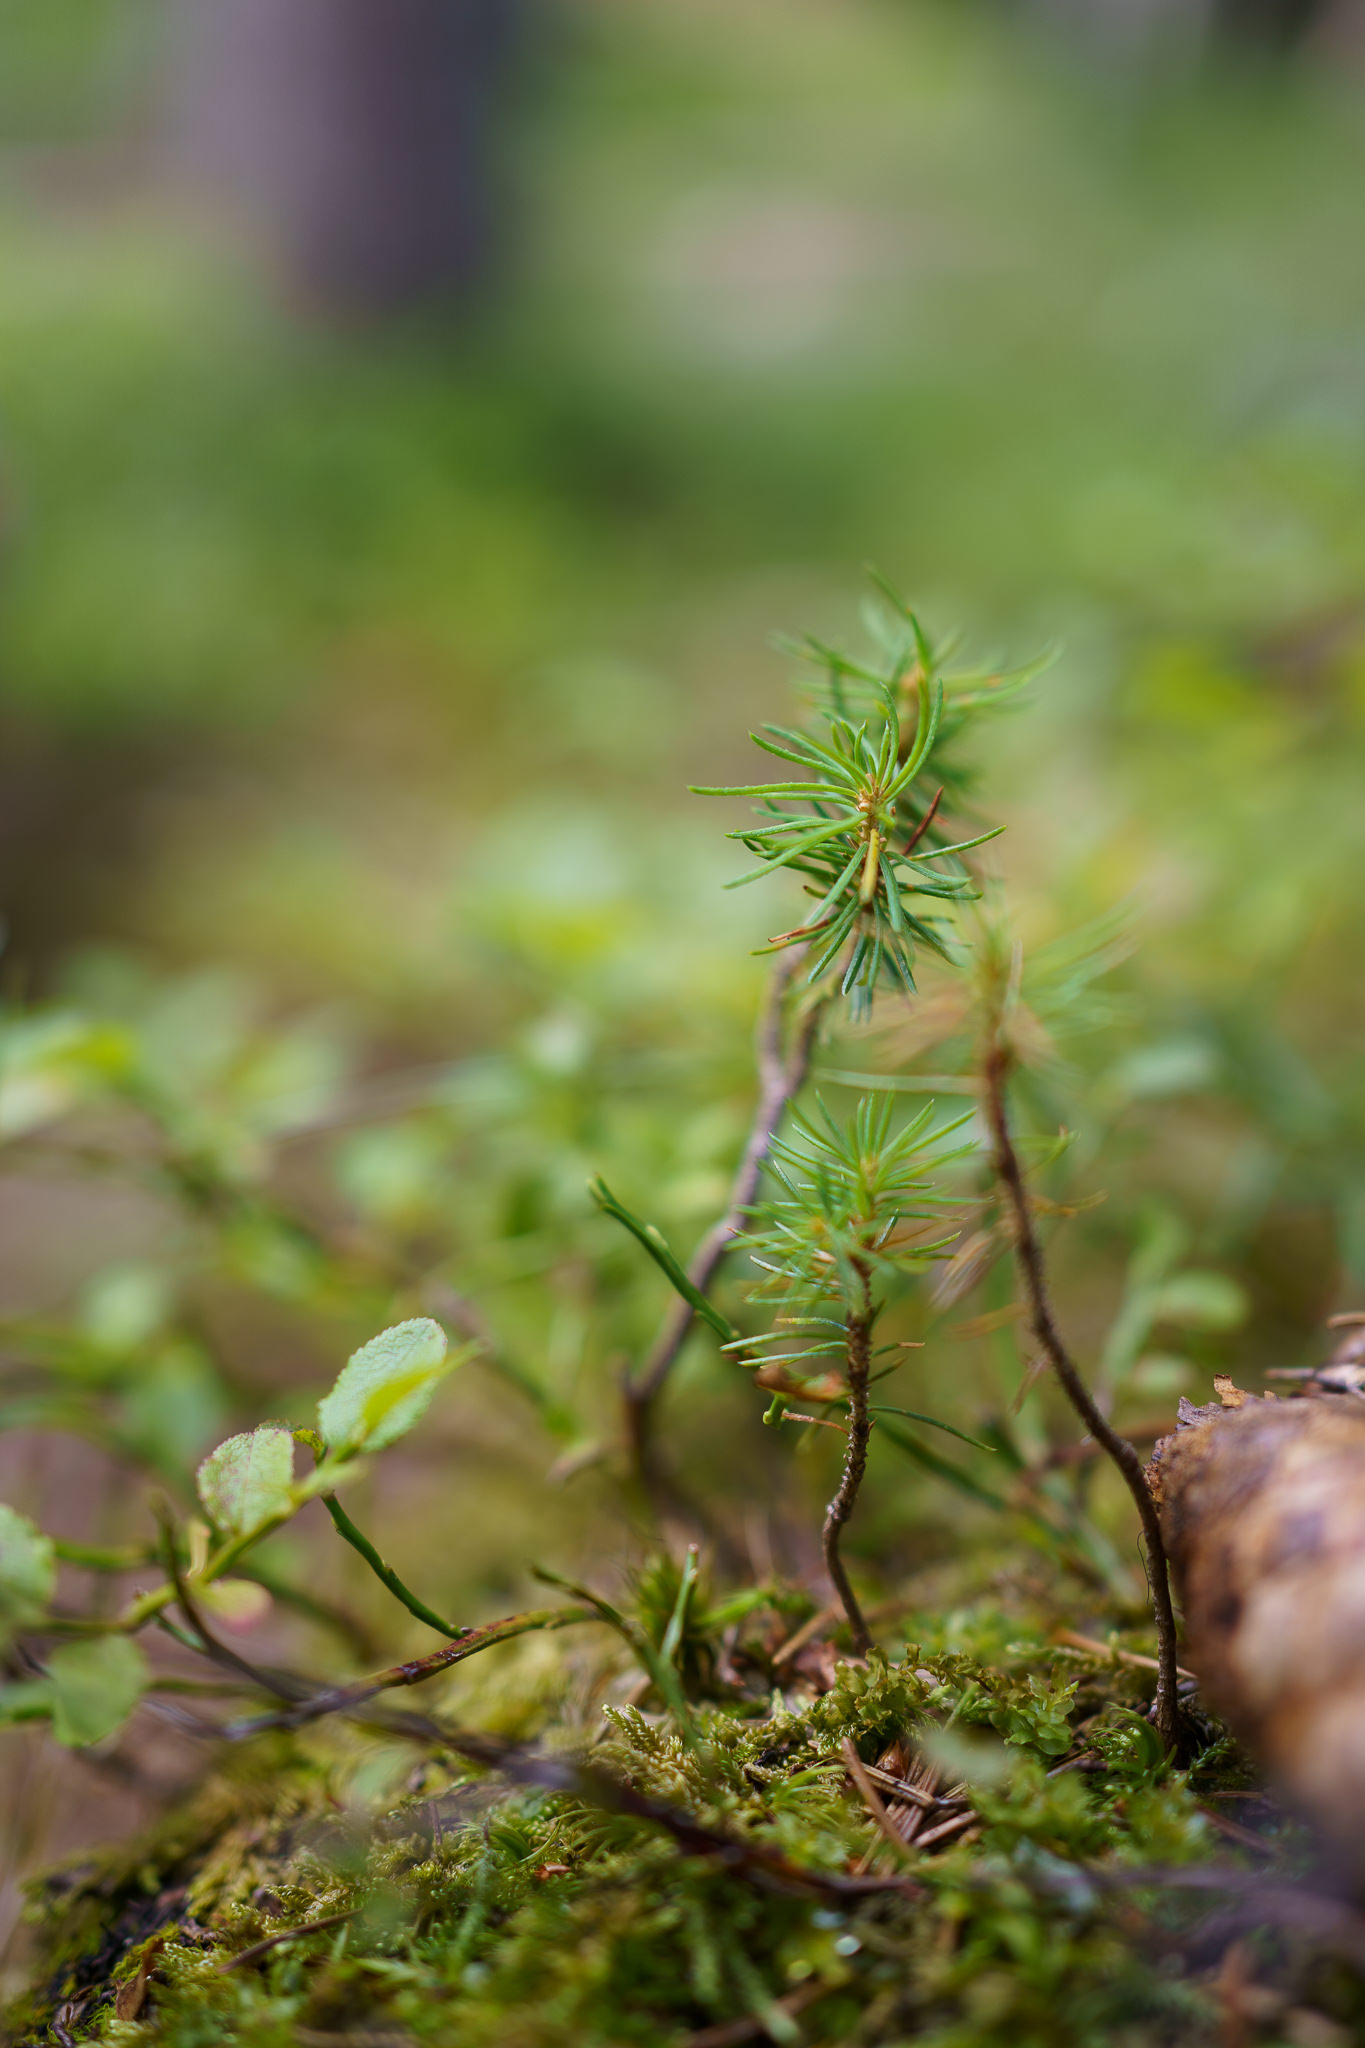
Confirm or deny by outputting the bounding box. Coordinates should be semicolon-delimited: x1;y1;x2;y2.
660;1544;700;1668
228;1604;596;1734
320;1494;467;1641
534;1566;697;1742
53;1539;152;1571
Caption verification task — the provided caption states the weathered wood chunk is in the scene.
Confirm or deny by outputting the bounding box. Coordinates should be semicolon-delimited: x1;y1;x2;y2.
1150;1373;1365;1866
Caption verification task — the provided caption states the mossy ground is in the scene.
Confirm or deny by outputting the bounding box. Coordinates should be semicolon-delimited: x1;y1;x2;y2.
9;1569;1350;2048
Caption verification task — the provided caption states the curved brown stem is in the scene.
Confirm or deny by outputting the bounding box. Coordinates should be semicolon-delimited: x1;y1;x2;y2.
822;1295;873;1655
981;1041;1180;1752
228;1604;597;1734
623;951;825;1486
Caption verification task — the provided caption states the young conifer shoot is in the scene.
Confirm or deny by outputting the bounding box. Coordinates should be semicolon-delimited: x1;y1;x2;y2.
730;1094;974;1652
603;582;1180;1745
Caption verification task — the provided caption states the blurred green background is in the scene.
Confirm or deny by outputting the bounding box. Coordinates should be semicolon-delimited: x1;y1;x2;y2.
3;0;1365;1971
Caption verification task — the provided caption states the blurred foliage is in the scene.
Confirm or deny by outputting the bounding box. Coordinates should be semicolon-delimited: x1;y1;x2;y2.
7;3;1365;736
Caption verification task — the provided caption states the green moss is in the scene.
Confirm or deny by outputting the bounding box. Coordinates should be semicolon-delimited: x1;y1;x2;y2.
12;1596;1253;2048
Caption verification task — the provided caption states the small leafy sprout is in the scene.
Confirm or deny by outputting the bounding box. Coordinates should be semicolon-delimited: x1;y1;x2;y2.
0;1317;475;1753
693;589;1023;1019
192;1318;467;1550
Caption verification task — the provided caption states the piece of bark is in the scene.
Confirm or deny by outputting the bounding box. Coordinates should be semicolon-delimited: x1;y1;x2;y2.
113;1938;164;2022
1149;1373;1365;1867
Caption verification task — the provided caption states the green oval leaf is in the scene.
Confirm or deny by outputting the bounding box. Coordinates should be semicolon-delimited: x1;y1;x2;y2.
0;1502;57;1646
48;1635;148;1748
197;1425;296;1540
317;1318;455;1456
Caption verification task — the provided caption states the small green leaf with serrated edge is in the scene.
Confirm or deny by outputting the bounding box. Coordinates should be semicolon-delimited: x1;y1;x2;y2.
197;1426;296;1539
317;1318;456;1455
0;1503;57;1645
48;1636;148;1747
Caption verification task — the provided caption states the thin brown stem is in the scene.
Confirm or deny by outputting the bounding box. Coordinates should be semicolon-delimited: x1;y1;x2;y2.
903;783;944;857
154;1511;311;1707
218;1910;359;1973
624;950;825;1477
822;1290;873;1655
227;1605;596;1734
981;1042;1180;1751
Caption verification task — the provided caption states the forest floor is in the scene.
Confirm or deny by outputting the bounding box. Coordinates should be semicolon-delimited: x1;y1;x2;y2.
8;1557;1344;2048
